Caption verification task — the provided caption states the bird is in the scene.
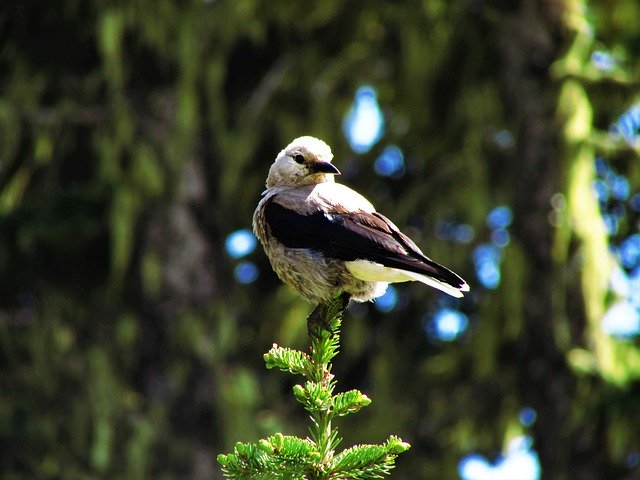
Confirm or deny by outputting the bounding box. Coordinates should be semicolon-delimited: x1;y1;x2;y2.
252;136;469;311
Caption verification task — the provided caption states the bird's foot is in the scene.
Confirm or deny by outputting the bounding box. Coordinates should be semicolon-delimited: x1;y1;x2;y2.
307;303;330;338
306;293;351;338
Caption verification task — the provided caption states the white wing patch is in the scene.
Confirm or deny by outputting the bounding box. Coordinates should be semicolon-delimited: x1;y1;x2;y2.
346;259;467;298
346;259;414;283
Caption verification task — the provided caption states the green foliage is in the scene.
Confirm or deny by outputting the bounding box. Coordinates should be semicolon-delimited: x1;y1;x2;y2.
1;0;639;478
218;296;410;479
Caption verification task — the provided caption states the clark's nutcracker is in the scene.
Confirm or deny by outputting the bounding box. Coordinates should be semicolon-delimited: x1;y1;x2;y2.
253;136;469;307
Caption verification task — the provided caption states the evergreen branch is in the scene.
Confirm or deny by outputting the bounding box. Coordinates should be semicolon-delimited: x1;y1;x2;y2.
218;293;411;479
264;344;312;376
329;436;411;479
292;382;333;412
332;390;371;416
217;435;318;479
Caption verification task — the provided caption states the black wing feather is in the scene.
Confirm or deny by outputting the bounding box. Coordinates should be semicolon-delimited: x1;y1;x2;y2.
264;201;465;289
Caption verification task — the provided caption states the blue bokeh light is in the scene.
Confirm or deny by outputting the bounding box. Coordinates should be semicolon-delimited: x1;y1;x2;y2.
595;153;640;336
454;224;476;244
459;436;541;480
491;229;510;248
435;221;455;241
628;452;640;469
602;213;619;235
601;300;640;338
610;264;631;297
471;205;514;289
473;244;502;289
234;261;259;284
225;229;257;259
611;104;640;145
610;175;630;201
435;221;475;244
425;308;469;342
374;285;398;312
619;234;640;269
374;145;405;178
486;206;513;231
591;50;616;71
494;129;514;149
519;407;537;427
595;157;609;176
343;85;384;154
592;179;609;204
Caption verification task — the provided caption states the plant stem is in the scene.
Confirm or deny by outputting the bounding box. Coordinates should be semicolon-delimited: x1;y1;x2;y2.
314;411;332;458
307;295;346;476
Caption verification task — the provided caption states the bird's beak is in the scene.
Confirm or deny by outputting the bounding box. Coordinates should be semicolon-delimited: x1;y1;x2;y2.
308;161;341;175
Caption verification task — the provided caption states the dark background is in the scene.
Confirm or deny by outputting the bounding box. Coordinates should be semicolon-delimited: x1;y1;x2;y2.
1;1;640;479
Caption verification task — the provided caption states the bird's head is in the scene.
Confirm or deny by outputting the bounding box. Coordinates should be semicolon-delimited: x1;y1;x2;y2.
266;136;341;188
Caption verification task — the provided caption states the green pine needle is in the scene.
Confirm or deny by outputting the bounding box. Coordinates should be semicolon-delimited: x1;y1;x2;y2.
332;390;371;416
264;345;312;376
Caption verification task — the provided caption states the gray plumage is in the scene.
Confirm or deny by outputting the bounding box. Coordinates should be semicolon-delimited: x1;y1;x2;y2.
252;136;469;304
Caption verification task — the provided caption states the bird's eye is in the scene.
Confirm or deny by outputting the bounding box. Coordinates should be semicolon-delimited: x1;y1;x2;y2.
293;154;305;164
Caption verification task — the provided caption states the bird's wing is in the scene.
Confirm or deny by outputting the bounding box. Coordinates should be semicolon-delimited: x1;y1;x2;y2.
263;198;467;291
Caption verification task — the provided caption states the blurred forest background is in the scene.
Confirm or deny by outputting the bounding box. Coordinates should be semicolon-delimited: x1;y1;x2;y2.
2;1;640;479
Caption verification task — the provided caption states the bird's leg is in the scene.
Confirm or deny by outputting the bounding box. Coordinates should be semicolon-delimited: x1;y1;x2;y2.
306;293;351;338
307;303;329;338
339;292;351;310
